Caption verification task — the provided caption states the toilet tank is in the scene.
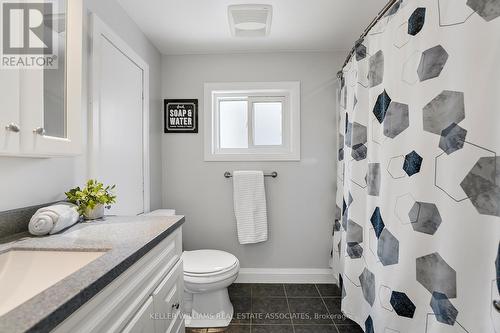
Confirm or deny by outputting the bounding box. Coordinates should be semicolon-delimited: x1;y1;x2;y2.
143;209;176;216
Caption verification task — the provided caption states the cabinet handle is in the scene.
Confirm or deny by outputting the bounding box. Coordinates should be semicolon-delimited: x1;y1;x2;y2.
171;302;180;310
5;123;20;133
33;127;45;135
494;300;500;313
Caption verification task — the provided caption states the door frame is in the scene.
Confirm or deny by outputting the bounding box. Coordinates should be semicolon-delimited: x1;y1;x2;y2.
89;14;150;213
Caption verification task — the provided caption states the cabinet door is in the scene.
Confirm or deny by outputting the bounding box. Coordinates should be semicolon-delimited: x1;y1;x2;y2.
20;0;82;156
0;69;20;154
173;320;184;333
121;296;155;333
153;260;184;333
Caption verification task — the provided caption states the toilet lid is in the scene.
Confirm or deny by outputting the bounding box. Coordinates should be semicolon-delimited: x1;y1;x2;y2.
183;250;238;275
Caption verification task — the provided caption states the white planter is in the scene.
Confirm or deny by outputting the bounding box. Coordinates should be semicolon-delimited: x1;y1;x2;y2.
84;204;105;220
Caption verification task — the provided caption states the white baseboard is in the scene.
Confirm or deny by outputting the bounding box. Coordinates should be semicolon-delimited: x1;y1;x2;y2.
235;268;337;284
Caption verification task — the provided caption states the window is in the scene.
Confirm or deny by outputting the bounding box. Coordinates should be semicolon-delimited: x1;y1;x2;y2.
253;101;283;146
219;100;248;148
204;82;300;161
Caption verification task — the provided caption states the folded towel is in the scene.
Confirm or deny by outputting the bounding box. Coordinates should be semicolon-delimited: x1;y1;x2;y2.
232;171;268;244
28;203;80;236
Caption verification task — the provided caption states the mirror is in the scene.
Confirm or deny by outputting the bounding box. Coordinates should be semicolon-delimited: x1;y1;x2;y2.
43;0;67;138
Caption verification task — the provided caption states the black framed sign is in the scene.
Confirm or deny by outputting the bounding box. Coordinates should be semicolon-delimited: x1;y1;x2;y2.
164;99;198;133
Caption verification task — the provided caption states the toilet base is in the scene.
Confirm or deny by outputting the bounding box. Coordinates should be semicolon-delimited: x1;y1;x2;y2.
184;288;234;328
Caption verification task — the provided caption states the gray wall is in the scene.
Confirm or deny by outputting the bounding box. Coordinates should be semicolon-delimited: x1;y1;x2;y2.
162;52;342;268
0;0;163;212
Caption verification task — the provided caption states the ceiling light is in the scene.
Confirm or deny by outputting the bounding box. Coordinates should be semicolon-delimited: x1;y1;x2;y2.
228;4;272;37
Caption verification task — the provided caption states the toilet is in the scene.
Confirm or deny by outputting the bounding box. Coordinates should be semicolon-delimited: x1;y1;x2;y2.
183;249;240;328
144;210;240;328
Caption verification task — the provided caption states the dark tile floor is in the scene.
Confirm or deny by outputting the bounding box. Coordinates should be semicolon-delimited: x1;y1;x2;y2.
185;283;363;333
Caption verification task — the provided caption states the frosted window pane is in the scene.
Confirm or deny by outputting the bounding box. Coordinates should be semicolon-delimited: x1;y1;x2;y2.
254;102;283;146
219;100;248;148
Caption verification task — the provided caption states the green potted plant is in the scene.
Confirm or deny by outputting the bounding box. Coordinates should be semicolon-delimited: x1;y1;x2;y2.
66;179;117;220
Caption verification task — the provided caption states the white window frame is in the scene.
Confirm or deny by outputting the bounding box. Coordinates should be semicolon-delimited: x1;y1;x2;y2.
204;81;300;161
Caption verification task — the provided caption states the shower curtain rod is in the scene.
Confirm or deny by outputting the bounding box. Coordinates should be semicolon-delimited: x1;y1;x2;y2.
337;0;399;79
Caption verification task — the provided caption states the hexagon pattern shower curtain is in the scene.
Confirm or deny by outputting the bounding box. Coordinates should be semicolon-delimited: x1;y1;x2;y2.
332;1;500;332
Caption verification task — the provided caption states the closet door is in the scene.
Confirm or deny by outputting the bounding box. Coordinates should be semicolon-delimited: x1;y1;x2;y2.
90;14;150;215
0;69;20;154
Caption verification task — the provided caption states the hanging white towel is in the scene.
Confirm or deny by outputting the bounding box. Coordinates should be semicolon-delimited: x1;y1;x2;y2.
232;171;268;244
28;203;80;236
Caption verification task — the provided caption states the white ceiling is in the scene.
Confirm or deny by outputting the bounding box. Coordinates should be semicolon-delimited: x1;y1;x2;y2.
117;0;388;55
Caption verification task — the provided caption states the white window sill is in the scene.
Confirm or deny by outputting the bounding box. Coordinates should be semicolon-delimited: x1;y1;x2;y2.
204;152;301;162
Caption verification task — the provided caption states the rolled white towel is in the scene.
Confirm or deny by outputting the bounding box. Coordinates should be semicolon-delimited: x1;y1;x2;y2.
28;203;80;236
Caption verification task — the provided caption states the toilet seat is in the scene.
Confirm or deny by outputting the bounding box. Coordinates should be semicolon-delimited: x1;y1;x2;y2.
183;250;239;276
184;261;239;278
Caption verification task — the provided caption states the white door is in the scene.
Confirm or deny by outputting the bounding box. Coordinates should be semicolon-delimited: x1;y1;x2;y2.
92;16;149;216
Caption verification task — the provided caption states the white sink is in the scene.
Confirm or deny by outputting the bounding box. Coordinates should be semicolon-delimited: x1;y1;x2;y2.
0;249;106;316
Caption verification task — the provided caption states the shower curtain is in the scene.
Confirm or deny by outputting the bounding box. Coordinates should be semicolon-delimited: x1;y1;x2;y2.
333;0;500;332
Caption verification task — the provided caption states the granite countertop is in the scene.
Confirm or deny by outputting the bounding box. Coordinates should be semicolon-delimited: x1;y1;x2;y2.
0;215;185;333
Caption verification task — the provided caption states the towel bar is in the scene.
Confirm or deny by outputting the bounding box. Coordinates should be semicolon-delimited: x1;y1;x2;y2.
224;171;278;178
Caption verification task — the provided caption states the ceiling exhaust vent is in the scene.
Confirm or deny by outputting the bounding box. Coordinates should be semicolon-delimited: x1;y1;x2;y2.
228;4;273;37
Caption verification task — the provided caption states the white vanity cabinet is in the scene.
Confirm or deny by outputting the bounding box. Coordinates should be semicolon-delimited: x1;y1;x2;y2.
0;0;83;157
53;228;185;333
